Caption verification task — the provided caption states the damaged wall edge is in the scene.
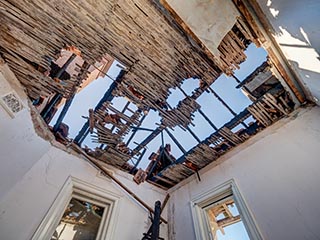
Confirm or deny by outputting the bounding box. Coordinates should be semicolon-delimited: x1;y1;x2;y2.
152;0;221;68
232;0;308;105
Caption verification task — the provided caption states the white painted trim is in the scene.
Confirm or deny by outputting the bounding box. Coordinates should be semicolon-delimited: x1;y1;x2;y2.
190;179;263;240
31;176;121;240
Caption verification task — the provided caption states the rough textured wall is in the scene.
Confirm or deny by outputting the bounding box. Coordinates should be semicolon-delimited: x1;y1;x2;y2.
168;106;320;240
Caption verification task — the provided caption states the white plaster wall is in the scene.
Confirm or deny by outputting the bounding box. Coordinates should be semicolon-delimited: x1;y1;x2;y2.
256;0;320;103
166;0;239;56
0;64;168;240
169;107;320;240
0;63;51;200
0;146;168;240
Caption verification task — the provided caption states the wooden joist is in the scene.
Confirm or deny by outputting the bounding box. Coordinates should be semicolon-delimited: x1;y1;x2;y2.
0;0;221;103
218;18;254;75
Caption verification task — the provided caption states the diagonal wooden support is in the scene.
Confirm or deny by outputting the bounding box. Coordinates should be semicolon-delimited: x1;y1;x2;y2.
74;70;125;144
70;143;168;224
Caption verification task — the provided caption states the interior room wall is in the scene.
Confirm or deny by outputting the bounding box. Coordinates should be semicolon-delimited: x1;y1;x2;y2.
255;0;320;104
168;106;320;240
0;63;168;240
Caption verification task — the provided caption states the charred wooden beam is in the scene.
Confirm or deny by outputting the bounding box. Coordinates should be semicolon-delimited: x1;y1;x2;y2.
130;148;147;174
126;114;147;145
40;53;77;121
233;0;306;103
166;108;251;166
186;126;201;143
132;126;164;155
53;62;90;133
164;128;186;154
74;70;125;145
208;85;248;129
198;108;218;131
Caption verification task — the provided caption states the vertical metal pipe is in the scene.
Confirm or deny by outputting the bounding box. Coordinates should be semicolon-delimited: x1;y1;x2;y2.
161;131;164;148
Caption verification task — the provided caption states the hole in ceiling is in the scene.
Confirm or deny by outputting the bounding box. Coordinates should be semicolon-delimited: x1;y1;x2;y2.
166;77;200;107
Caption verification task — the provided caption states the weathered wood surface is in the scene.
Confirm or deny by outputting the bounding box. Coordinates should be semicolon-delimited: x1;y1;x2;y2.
0;0;221;101
217;18;253;75
154;88;294;184
0;0;295;188
160;97;200;128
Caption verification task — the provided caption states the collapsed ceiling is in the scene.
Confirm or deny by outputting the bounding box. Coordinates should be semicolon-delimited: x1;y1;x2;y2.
0;0;299;189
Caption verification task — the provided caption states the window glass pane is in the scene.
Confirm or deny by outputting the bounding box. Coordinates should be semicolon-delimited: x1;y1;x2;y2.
206;197;250;240
51;198;105;240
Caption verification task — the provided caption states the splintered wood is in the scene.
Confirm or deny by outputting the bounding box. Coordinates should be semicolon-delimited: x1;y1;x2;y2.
0;0;221;102
218;18;253;75
207;198;241;238
89;101;143;147
155;88;294;186
161;97;200;128
248;92;290;127
0;0;295;188
2;51;76;99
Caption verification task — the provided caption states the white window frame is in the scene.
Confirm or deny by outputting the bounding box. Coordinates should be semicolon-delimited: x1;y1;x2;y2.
190;179;263;240
32;176;120;240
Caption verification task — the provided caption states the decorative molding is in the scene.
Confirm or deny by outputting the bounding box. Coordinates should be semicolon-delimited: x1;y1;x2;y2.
31;176;121;240
190;179;263;240
0;91;24;118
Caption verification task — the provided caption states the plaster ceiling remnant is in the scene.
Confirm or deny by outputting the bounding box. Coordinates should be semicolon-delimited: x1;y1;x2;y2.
0;0;298;189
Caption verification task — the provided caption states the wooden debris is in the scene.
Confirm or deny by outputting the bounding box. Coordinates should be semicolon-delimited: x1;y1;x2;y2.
0;0;221;102
161;97;200;128
71;143;167;224
218;18;253;75
0;0;297;189
248;91;290;127
133;168;148;185
218;127;244;146
153;88;294;185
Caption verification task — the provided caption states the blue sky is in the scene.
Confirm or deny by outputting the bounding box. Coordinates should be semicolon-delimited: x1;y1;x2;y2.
50;43;267;240
50;43;267;171
214;203;250;240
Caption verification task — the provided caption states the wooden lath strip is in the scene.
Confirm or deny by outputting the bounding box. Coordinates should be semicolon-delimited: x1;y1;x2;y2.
0;0;221;104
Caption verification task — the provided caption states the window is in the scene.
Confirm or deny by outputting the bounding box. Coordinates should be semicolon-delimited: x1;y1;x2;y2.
32;177;120;240
51;197;107;240
190;180;263;240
